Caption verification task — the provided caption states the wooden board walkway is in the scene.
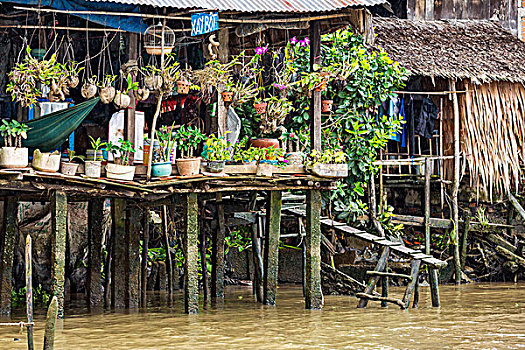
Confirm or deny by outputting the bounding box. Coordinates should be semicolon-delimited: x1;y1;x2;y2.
284;208;447;268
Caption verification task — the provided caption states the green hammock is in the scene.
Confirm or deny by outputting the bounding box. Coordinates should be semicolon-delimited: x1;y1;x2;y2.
1;98;100;152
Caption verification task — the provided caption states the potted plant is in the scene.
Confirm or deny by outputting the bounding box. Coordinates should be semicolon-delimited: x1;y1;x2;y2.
0;120;29;168
61;149;85;176
85;136;106;178
253;99;267;115
98;74;117;104
203;133;232;173
305;149;348;178
105;139;136;181
82;76;98;99
142;65;163;91
65;61;84;89
174;125;206;176
32;149;61;172
153;125;177;177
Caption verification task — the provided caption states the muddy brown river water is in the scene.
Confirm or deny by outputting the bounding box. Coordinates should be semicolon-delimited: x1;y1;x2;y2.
1;283;524;349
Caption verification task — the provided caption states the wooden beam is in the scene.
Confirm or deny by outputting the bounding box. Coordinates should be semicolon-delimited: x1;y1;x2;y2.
184;193;199;314
51;191;67;318
263;191;282;306
450;79;462;284
358;247;390;308
161;206;173;296
125;33;138;155
309;20;322;151
87;199;104;308
402;259;421;309
0;198;17;316
212;193;226;299
305;190;323;309
111;198;127;308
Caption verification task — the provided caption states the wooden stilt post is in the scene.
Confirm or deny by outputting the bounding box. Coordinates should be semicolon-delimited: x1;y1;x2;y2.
412;278;420;309
450;79;462;284
402;259;421;309
461;214;470;270
161;205;173;296
51;191;67;318
87;198;104;308
212;193;226;299
125;32;138;151
184;193;199;314
25;235;34;350
200;201;209;303
0;197;17;316
309;20;322;151
127;205;141;308
217;28;229;136
141;210;149;307
424;158;440;306
43;296;58;350
251;219;264;303
305;190;323;309
381;274;389;308
263;191;282;306
111;198;126;308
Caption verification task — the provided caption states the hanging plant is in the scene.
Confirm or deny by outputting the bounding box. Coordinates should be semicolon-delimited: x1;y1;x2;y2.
114;74;138;109
98;74;117;104
65;61;83;88
135;87;150;101
81;76;98;99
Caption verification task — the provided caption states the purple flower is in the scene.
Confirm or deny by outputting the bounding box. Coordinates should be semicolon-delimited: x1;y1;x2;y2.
290;36;298;45
272;83;287;90
255;44;269;56
300;37;310;47
283;159;289;163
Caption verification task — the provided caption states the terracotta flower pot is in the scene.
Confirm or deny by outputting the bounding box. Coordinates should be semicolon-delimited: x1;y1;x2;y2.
322;100;333;113
177;81;191;94
315;80;328;92
176;157;201;176
221;91;233;102
247;138;280;149
254;102;267;115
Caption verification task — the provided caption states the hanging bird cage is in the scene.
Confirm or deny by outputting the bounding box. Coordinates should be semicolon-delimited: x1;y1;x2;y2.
144;23;175;55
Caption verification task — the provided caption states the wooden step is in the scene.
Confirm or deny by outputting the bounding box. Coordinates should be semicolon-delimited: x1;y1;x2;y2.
366;271;413;281
356;293;405;308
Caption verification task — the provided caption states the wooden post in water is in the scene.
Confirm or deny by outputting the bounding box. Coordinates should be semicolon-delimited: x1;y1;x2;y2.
358;247;390;308
184;193;199;314
251;218;264;303
461;214;470;269
25;235;34;350
111;198;127;308
263;191;282;306
161;205;173;296
51;191;67;318
305;190;323;309
141;210;149;307
43;296;58;350
424;159;440;306
402;259;421;309
87;199;104;308
212;193;226;299
127;205;141;308
0;197;17;316
450;79;462;284
381;275;389;308
199;201;209;303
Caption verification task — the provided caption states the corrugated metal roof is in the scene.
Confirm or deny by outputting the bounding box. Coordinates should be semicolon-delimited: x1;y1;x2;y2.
88;0;385;12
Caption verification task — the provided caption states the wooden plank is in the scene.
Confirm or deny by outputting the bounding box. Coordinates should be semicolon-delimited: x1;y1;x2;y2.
366;271;413;280
390;245;416;255
356;293;405;308
373;239;402;247
87;199;104;308
0;197;16;316
125;32;138;152
305;190;323;309
184;193;199;314
264;191;282;306
51;191;67;318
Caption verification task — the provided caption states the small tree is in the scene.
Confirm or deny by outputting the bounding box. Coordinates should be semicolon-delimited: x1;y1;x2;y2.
0;120;29;148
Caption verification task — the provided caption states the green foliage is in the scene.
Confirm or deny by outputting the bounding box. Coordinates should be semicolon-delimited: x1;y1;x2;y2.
0;120;29;147
225;227;252;253
12;284;50;307
305;149;348;167
106;138;136;166
66;149;85;163
89;136;106;161
174;125;206;158
155;123;177;163
203;133;233;161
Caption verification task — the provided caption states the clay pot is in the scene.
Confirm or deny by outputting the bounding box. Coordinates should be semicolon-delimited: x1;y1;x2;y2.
177;81;191;94
100;86;116;104
206;160;226;173
321;100;333;113
176;158;201;176
114;92;131;109
247;138;280;149
221;91;233;102
81;83;98;99
135;87;150;101
254;102;267;115
32;149;61;172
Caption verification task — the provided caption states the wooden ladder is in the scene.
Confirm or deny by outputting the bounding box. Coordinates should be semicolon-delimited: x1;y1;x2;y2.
356;247;422;309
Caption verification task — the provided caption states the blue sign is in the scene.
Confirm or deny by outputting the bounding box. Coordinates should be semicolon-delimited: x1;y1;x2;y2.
191;12;219;36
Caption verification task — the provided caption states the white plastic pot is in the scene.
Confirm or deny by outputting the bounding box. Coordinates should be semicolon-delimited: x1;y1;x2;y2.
310;163;348;178
61;162;79;176
32;149;61;172
0;147;28;168
106;163;135;181
85;160;102;178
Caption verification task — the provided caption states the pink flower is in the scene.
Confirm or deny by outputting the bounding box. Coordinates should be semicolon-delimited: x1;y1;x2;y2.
273;83;287;90
283;159;289;163
255;44;269;55
289;132;295;138
290;36;298;45
300;37;310;47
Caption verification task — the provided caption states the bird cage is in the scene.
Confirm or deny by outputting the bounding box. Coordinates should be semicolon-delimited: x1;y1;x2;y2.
144;23;175;55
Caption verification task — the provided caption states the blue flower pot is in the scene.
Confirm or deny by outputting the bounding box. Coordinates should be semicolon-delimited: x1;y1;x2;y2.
152;162;172;177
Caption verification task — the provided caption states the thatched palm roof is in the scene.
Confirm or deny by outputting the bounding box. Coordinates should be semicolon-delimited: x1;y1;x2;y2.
373;18;525;84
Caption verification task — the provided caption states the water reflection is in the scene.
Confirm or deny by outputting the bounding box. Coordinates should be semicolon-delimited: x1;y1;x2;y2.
1;283;524;349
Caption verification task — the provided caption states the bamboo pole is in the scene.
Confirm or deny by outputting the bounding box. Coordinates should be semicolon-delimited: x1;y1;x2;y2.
450;79;462;285
25;235;34;350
